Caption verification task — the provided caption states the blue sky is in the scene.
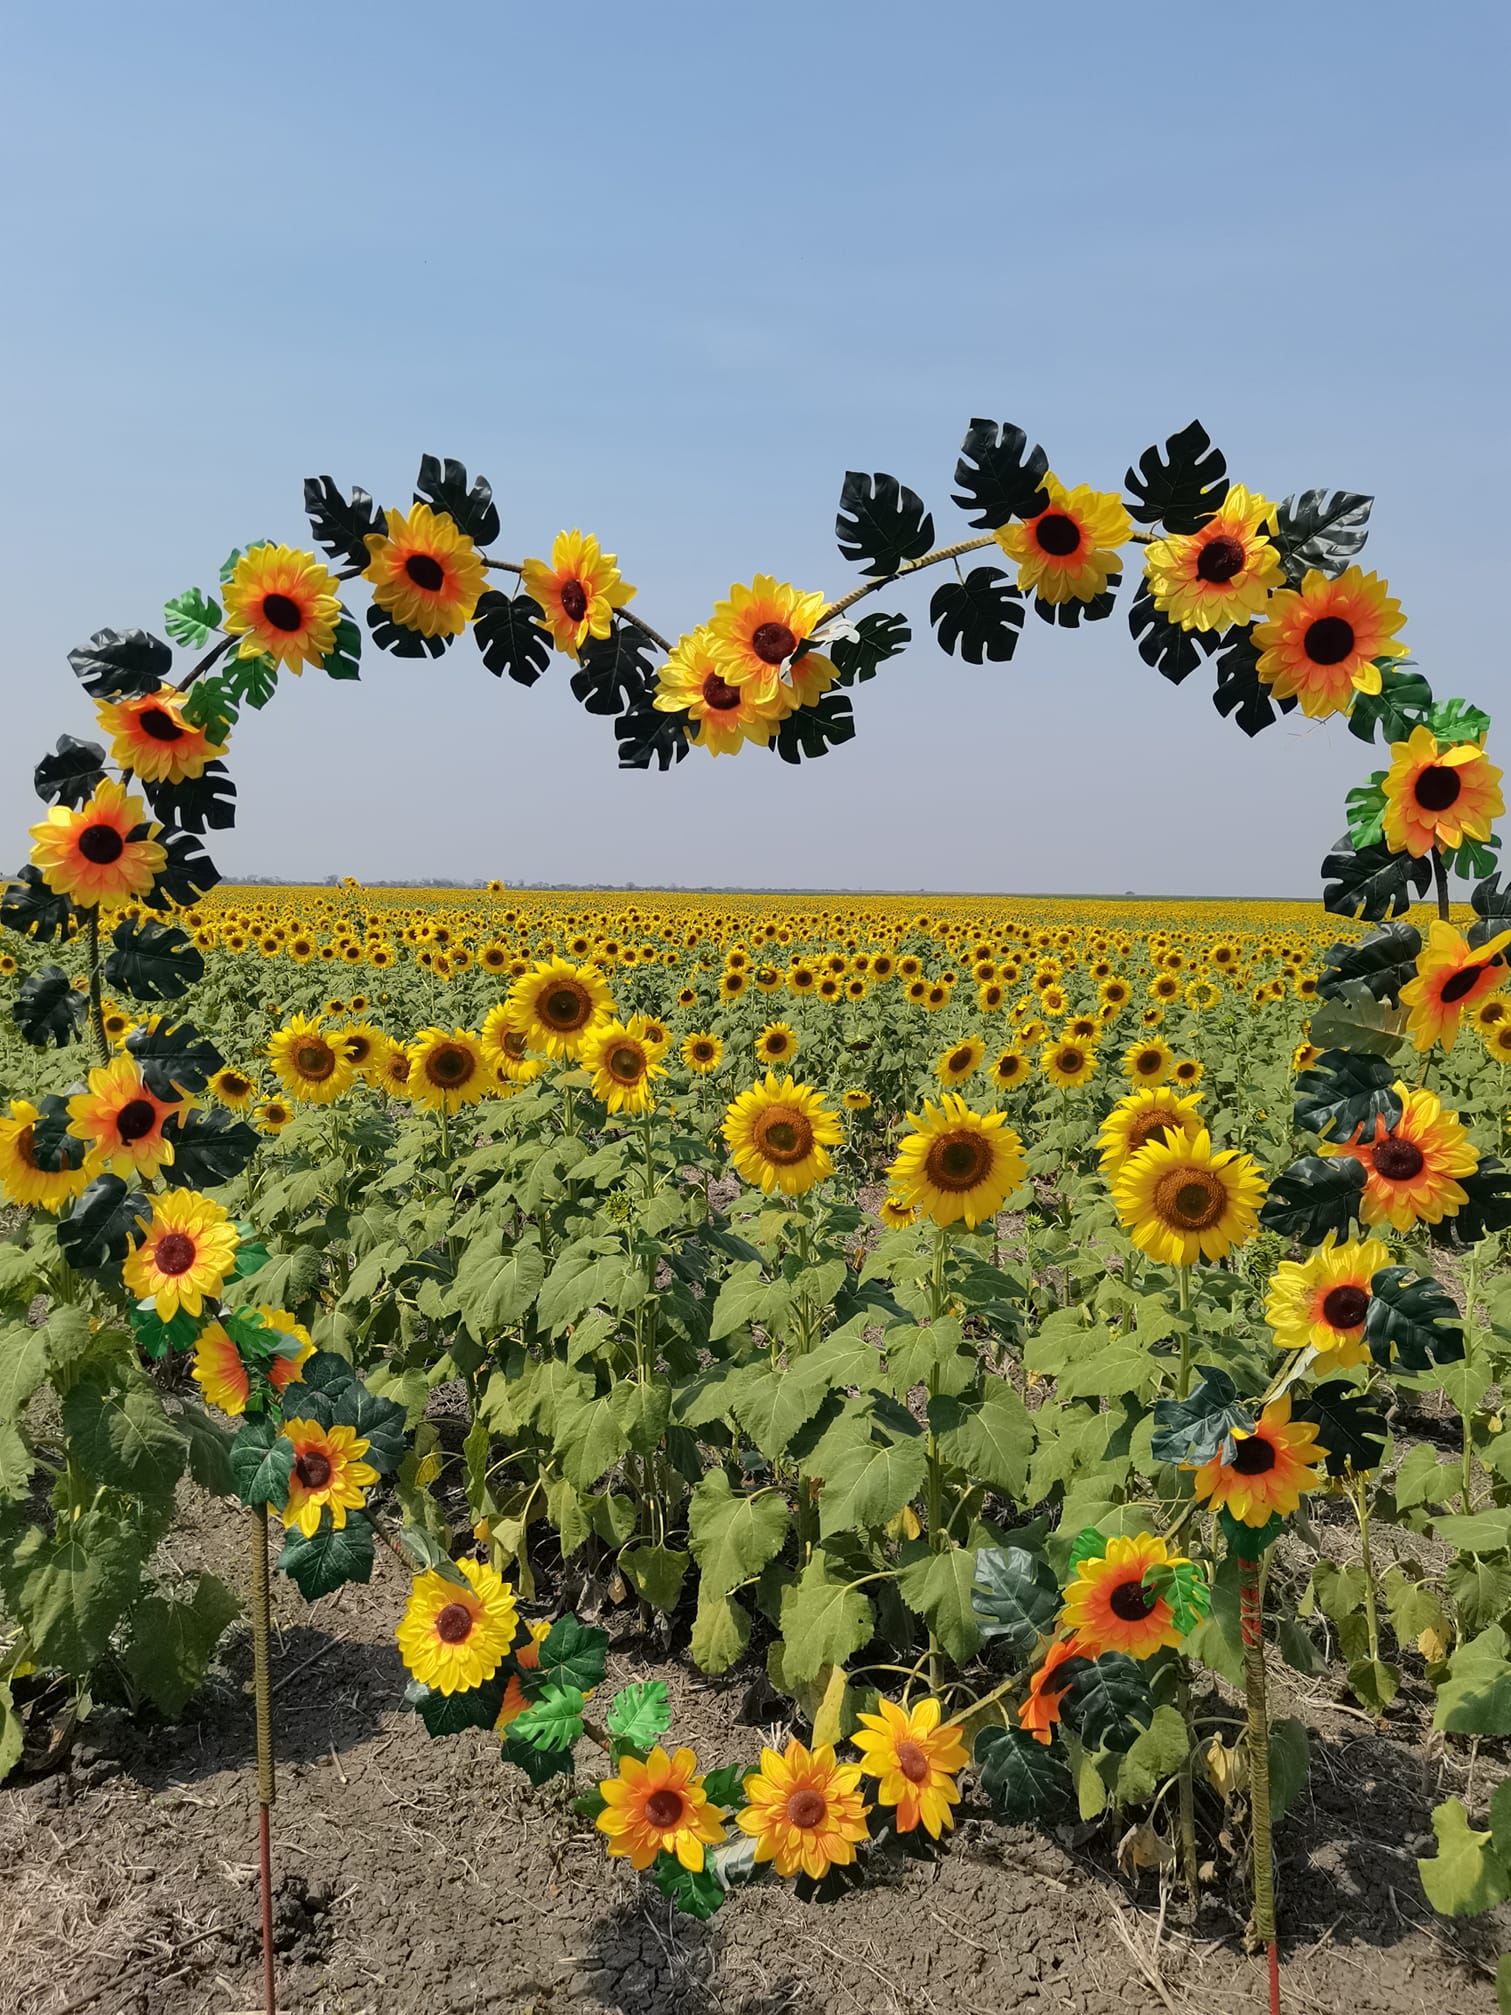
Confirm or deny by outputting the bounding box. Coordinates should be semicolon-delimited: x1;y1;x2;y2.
2;1;1505;896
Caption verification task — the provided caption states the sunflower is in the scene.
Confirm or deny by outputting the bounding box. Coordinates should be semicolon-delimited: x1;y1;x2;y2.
278;1418;378;1537
254;1097;294;1134
1381;726;1505;858
597;1746;728;1872
1191;1394;1328;1525
521;529;635;658
878;1196;917;1229
208;1065;257;1111
268;1014;357;1106
707;575;832;709
1475;996;1511;1035
1171;1058;1204;1089
993;475;1129;605
409;1027;490;1112
1142;485;1282;632
0;1098;92;1211
1251;565;1407;719
1096;1087;1205;1176
1041;1038;1096;1089
222;543;342;670
636;1016;672;1060
66;1055;188;1181
1293;1042;1321;1073
1122;1035;1174;1087
1112;1128;1266;1265
886;1094;1027;1229
1485;1022;1511;1064
682;1031;723;1074
852;1696;967;1839
990;1047;1030;1091
396;1558;519;1694
654;625;784;755
364;503;487;639
1322;1084;1478;1230
722;1074;843;1196
756;1021;800;1066
1264;1231;1391;1366
506;957;615;1059
1019;1635;1082;1745
1400;920;1511;1051
121;1189;239;1319
736;1739;870;1880
582;1016;664;1115
1185;979;1221;1010
337;1022;386;1081
96;685;228;783
935;1035;986;1087
29;779;165;909
842;1087;872;1110
1060;1533;1188;1661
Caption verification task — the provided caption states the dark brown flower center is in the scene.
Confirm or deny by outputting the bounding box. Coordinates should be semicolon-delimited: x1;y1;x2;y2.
428;1045;472;1084
435;1602;474;1644
1154;1168;1228;1230
1302;615;1355;665
260;592;304;633
295;1449;333;1489
295;1042;335;1080
895;1740;930;1785
1058;1049;1085;1073
343;1035;373;1064
1230;1435;1277;1475
1136;1050;1162;1075
785;1788;827;1829
764;1033;789;1054
542;983;591;1031
751;621;797;665
1321;1283;1370;1330
1034;512;1082;557
754;1106;814;1164
138;705;185;742
1414;764;1463;813
405;553;446;593
608;1045;643;1083
1374;1137;1426;1181
645;1788;686;1830
559;578;589;623
1440;964;1486;1004
154;1231;197;1276
701;670;743;712
1195;535;1247;583
115;1097;158;1144
78;823;126;864
1109;1577;1158;1622
925;1130;990;1192
692;1042;715;1061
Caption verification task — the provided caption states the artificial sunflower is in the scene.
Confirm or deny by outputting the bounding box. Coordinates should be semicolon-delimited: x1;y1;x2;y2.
706;575;832;709
1041;1037;1097;1089
582;1016;664;1115
1190;1394;1327;1526
0;1098;91;1211
29;779;165;909
852;1696;967;1839
1264;1231;1391;1366
279;1418;378;1537
1323;1084;1478;1230
1142;484;1282;631
207;1065;257;1111
736;1739;870;1880
1096;1086;1205;1176
993;475;1129;605
1060;1533;1187;1661
1112;1128;1266;1265
653;625;784;755
364;503;487;639
521;529;635;657
722;1074;843;1196
66;1054;188;1181
936;1036;986;1087
506;957;615;1059
681;1031;724;1074
1400;920;1511;1051
96;685;227;783
395;1558;519;1695
495;1619;552;1732
121;1189;239;1318
222;543;342;670
756;1021;799;1065
1019;1635;1082;1746
268;1014;357;1105
1381;726;1505;858
885;1094;1027;1230
193;1307;313;1416
596;1746;728;1872
1122;1035;1174;1087
408;1027;490;1112
1251;565;1407;719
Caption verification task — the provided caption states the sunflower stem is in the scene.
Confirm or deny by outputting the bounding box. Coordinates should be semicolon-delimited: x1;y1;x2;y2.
1177;1265;1193;1400
1462;1247;1481;1515
1349;1471;1381;1669
249;1502;278;2015
85;909;109;1067
1176;1667;1201;1901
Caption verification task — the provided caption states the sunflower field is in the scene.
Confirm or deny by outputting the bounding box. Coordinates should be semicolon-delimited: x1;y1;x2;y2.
4;419;1511;2012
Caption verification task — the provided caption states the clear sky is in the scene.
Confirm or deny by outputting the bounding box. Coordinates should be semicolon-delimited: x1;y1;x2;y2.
2;2;1505;897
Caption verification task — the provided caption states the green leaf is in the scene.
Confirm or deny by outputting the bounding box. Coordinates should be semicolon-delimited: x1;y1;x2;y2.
690;1588;752;1675
974;1725;1070;1822
929;567;1025;665
1124;420;1227;533
1112;1703;1190;1803
0;1328;47;1423
229;1417;294;1509
225;649;278;710
953;417;1049;530
474;589;553;687
606;1680;671;1752
104;916;206;1005
130;1302;199;1361
701;1764;751;1811
1322;833;1433;923
1317;922;1421;1009
181;675;237;744
510;1682;585;1752
276;1514;375;1600
1346;1657;1400;1713
0;1680;21;1785
33;734;107;809
61;1370;186;1500
829;610;910;686
1418;1798;1511;1916
1273;489;1371;583
163;588;222;650
928;1377;1033;1495
1267;1718;1310;1823
687;1472;790;1603
1434;1626;1511;1736
536;1245;638;1333
1348;662;1434;746
12;966;86;1048
502;1729;576;1785
895;1544;982;1663
620;1543;689;1614
176;1402;236;1496
552;1388;628;1494
971;1545;1061;1655
778;1552;874;1687
453;1236;545;1335
68;625;171;701
1365;1266;1464;1372
1293;1380;1387;1476
536;1614;609;1695
817;1428;928;1539
0;1512;148;1673
1447;1557;1511;1636
729;1356;830;1461
1292;1049;1403;1144
1433;1509;1511;1556
121;1573;238;1716
835;469;935;577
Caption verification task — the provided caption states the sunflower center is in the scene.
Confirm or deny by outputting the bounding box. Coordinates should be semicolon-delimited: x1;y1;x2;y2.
1230;1435;1277;1475
78;823;125;864
344;1036;373;1064
1414;764;1463;813
608;1045;643;1083
543;984;591;1031
435;1602;475;1644
1034;512;1082;557
429;1046;471;1084
1321;1283;1370;1330
1302;615;1355;666
925;1130;991;1192
1440;965;1485;1004
138;706;184;742
754;1106;815;1164
645;1788;686;1830
115;1097;158;1144
1109;1576;1158;1622
1135;1050;1162;1075
559;578;589;623
785;1788;827;1829
948;1047;973;1072
764;1033;789;1054
295;1449;333;1489
894;1740;930;1785
260;592;304;633
1374;1137;1426;1181
295;1042;335;1079
1059;1049;1084;1072
221;1072;251;1096
404;553;446;593
1129;1114;1177;1154
693;1042;714;1061
1196;535;1247;583
701;670;743;712
1153;1168;1228;1230
751;621;797;665
154;1231;198;1276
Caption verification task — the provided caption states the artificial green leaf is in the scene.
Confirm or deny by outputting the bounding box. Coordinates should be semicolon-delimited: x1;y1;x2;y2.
405;1673;507;1738
652;1854;725;1919
276;1514;375;1600
606;1680;671;1752
1150;1365;1252;1466
536;1615;609;1695
510;1682;585;1753
1061;1653;1153;1756
974;1725;1070;1822
229;1418;295;1509
163;587;222;649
